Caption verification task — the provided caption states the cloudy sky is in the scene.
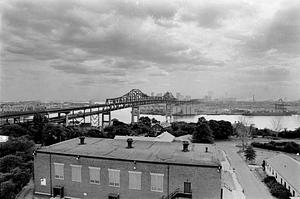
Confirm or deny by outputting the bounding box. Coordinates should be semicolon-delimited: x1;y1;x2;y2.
0;0;299;102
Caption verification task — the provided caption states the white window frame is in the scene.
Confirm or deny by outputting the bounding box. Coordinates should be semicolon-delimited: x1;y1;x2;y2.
54;163;64;180
71;164;82;182
128;171;142;190
150;173;164;192
108;169;120;187
89;166;101;185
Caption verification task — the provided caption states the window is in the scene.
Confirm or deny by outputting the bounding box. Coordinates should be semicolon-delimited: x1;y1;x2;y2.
54;163;64;180
128;171;141;190
150;173;164;192
71;164;82;182
184;182;192;193
108;169;120;187
89;167;100;184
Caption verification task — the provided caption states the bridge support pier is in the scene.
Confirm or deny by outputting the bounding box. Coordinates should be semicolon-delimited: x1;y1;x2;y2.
131;106;140;123
165;103;173;123
101;111;111;131
64;112;70;126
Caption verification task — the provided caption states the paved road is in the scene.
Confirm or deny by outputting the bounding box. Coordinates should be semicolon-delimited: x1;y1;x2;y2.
217;141;273;199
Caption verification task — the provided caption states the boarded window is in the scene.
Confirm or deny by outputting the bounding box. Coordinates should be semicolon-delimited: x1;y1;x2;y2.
150;173;164;192
71;164;82;182
108;169;120;187
128;171;141;190
89;167;101;184
54;163;64;180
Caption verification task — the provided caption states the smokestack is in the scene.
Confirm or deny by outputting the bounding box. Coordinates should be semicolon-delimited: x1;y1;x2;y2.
182;141;189;152
79;136;85;145
127;138;133;148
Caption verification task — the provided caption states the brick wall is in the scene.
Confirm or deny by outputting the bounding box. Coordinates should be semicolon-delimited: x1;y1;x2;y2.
34;153;221;199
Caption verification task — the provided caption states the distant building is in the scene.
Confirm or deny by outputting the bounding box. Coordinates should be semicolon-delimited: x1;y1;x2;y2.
265;154;300;198
34;137;222;199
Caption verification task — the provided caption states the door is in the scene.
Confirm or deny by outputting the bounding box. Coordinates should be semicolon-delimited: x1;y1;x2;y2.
184;182;192;193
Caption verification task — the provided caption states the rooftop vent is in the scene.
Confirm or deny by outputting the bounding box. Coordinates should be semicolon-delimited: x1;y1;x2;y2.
182;141;189;152
79;136;85;145
127;138;133;148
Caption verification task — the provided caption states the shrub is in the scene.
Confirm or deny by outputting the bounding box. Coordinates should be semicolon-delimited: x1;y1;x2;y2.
0;155;22;173
263;176;291;199
251;141;300;154
0;180;17;199
244;145;256;161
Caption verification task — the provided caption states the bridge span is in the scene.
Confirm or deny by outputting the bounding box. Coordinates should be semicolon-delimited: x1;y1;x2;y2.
0;89;192;129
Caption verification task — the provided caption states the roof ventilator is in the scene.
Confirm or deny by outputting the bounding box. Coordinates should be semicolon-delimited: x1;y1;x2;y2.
127;138;133;149
182;141;189;152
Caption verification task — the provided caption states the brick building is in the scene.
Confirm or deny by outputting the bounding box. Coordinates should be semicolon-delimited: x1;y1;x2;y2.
34;137;222;199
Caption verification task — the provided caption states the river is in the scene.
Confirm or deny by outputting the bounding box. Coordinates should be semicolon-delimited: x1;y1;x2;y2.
37;107;300;131
110;108;300;131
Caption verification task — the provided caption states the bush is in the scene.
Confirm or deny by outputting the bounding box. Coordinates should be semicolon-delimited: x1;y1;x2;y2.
0;155;22;173
263;176;291;199
0;180;17;199
244;145;256;161
251;141;300;154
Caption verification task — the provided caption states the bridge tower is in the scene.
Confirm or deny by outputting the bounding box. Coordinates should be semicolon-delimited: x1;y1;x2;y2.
101;111;111;131
166;103;173;123
131;105;140;123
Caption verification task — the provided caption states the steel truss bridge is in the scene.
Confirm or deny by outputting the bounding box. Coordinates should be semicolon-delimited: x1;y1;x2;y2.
0;89;192;129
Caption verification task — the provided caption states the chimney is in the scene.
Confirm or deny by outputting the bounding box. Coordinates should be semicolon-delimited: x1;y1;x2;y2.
182;141;189;152
205;147;208;152
79;136;85;145
127;138;133;148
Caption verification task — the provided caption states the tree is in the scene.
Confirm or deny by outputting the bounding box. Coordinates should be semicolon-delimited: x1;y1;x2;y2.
209;120;233;140
0;155;22;173
0;124;30;138
0;180;16;199
192;123;214;143
197;117;207;124
271;117;282;137
41;123;66;145
235;117;253;151
30;113;49;143
151;118;159;124
244;145;256;161
139;116;151;127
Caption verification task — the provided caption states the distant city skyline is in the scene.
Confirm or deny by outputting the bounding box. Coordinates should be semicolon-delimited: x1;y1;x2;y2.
1;0;299;102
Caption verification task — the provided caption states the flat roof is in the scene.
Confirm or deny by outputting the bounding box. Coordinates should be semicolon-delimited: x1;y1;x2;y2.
37;137;220;167
266;153;300;192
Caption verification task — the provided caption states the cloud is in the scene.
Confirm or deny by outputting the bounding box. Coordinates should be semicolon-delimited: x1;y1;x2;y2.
1;0;299;101
243;2;300;55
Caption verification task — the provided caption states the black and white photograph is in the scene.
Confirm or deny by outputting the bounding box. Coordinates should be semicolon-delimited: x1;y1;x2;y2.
0;0;300;199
